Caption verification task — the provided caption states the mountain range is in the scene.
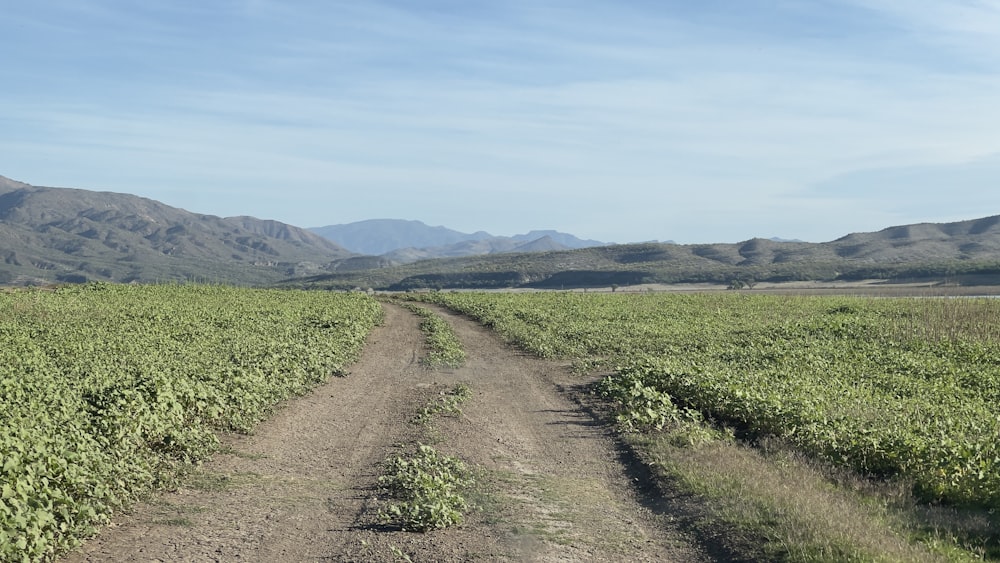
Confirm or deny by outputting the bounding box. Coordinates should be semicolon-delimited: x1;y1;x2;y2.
0;175;607;285
291;216;1000;290
3;174;1000;288
309;219;606;263
0;175;354;285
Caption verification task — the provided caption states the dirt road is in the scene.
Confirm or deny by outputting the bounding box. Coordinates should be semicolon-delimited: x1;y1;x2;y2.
63;304;712;562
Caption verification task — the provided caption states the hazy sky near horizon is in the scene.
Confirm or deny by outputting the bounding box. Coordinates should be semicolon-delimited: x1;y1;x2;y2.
3;1;999;244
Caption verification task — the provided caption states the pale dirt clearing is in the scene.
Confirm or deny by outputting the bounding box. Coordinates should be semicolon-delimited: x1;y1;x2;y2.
62;303;716;562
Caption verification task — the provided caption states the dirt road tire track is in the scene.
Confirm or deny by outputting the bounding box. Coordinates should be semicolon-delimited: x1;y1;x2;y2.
417;305;710;563
62;303;711;562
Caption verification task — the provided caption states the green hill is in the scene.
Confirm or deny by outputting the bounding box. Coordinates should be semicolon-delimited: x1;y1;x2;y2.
5;173;1000;290
283;216;1000;290
0;175;353;285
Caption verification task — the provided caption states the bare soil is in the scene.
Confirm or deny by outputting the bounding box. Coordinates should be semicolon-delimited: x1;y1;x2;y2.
63;303;713;562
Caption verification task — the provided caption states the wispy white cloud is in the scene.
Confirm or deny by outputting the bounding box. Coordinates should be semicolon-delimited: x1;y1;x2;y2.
2;1;1000;242
851;0;1000;37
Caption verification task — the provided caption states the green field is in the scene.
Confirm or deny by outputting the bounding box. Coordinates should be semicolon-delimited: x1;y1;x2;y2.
0;284;381;561
419;291;1000;504
6;285;1000;560
418;291;1000;558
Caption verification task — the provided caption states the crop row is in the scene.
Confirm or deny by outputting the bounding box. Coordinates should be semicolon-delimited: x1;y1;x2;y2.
0;283;382;562
396;302;466;368
420;291;1000;507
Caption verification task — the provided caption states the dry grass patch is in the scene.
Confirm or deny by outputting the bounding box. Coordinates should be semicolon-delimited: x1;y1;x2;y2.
630;431;983;562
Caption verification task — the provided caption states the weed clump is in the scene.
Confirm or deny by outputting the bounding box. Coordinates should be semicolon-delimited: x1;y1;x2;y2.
411;384;472;425
396;302;466;368
379;445;473;532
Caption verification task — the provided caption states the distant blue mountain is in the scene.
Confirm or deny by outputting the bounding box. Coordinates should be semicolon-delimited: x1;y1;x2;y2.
309;219;607;261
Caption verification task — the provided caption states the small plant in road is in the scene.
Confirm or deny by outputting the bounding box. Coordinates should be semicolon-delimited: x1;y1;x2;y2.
379;445;473;532
411;383;472;425
397;302;466;368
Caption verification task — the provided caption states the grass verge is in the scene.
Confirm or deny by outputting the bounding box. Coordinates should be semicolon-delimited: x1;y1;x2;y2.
396;302;466;368
595;373;996;561
616;412;992;562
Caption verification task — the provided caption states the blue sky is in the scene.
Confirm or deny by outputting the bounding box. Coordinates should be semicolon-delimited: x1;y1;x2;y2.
2;1;999;243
